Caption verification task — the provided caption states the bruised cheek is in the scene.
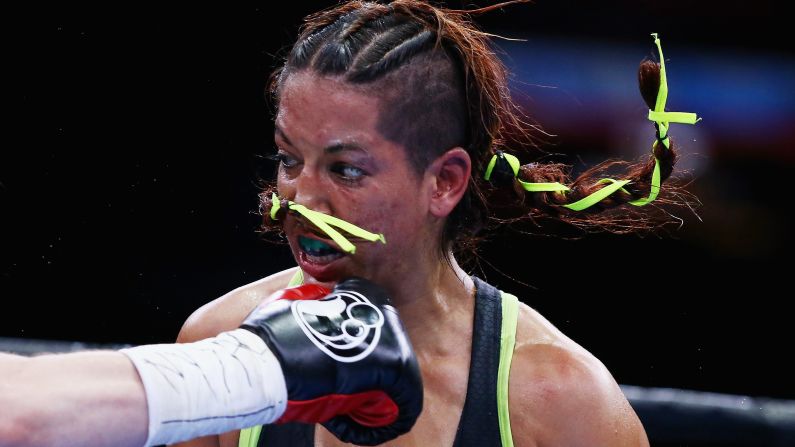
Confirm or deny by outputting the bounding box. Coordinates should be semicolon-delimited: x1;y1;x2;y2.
357;206;391;235
352;174;424;241
359;198;416;248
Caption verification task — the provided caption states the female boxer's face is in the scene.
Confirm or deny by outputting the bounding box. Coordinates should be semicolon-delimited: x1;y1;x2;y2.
274;72;437;286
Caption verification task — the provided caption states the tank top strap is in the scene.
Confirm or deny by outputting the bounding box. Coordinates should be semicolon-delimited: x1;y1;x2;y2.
452;275;515;446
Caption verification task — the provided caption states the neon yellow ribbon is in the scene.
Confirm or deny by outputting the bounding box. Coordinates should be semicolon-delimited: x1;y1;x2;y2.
648;110;700;125
647;32;702;146
563;178;632;211
269;193;281;220
631;32;701;206
627;157;661;206
268;193;386;254
484;152;571;193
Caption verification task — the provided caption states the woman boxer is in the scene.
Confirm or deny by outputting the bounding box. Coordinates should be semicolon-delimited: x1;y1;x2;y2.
177;1;698;445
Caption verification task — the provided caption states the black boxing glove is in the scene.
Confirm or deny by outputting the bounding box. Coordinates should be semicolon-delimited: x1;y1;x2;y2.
240;277;423;445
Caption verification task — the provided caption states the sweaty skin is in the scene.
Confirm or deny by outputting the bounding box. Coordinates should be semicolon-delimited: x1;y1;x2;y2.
175;72;649;447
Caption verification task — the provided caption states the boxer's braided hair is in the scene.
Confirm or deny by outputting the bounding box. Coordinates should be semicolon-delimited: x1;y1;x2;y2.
260;0;701;264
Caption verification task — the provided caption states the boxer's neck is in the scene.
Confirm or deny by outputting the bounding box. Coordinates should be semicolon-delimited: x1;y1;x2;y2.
384;251;476;354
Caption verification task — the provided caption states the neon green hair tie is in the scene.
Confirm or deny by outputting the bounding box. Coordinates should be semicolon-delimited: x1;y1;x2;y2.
563;178;632;211
484;151;571;193
267;195;386;254
630;33;701;207
627;150;661;206
647;32;701;148
648;110;700;126
484;151;521;180
517;179;571;193
269;192;281;220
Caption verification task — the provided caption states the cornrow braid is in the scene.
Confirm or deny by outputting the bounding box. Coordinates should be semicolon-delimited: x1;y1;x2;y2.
349;24;434;81
338;2;394;40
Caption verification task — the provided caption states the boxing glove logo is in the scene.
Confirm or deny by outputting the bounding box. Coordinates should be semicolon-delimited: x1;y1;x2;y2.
291;288;385;363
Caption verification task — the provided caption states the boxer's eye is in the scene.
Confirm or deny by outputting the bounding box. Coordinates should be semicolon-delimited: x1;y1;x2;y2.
331;163;366;182
266;151;300;169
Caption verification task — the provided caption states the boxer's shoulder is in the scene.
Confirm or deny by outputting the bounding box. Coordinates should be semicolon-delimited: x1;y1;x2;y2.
177;267;301;343
507;302;647;446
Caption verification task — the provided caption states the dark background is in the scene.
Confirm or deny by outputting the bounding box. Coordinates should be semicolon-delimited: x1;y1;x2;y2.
2;1;792;401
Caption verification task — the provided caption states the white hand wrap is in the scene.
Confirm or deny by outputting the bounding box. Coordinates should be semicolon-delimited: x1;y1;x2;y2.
120;329;287;446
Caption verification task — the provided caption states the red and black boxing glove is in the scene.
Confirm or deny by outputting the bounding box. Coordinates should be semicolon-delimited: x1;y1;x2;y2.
240;277;423;446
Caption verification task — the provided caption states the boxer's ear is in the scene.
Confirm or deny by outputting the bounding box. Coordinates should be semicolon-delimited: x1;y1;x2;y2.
426;147;471;218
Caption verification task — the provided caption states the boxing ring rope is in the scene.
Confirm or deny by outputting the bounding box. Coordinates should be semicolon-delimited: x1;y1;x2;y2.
3;337;794;446
621;385;795;446
0;336;131;356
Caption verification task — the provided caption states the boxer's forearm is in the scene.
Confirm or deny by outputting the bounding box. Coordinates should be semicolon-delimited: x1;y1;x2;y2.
0;352;148;447
0;329;289;447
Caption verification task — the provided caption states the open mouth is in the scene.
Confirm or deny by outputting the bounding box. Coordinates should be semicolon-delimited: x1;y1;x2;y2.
298;235;346;264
